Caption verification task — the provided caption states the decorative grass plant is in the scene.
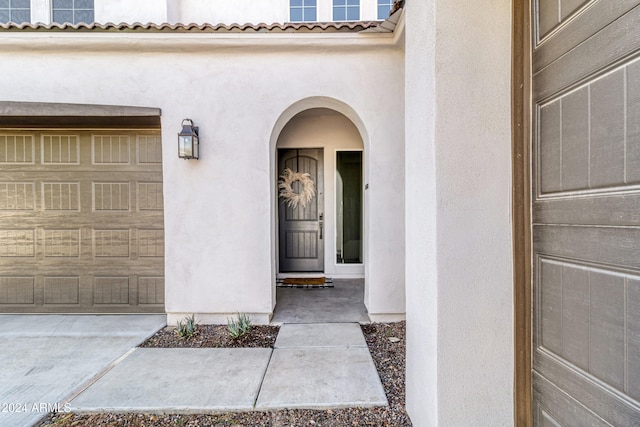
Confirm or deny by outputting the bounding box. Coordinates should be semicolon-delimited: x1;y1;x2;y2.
176;314;197;339
227;313;252;339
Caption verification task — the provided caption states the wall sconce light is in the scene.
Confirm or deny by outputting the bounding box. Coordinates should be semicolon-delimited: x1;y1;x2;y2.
178;118;199;160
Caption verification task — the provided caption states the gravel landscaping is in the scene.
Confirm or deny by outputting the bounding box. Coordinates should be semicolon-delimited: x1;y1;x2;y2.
140;324;281;349
39;322;410;427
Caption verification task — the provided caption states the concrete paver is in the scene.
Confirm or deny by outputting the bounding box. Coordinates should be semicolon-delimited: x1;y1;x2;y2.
275;323;367;348
0;315;165;427
70;348;273;413
255;346;387;409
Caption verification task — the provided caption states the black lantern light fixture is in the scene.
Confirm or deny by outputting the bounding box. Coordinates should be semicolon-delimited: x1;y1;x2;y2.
178;118;199;160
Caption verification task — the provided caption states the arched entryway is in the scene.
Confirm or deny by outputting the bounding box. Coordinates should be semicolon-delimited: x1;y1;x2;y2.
269;101;369;322
276;108;364;277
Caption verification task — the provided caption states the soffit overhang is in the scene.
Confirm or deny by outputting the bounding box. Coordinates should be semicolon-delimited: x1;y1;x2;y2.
0;101;161;128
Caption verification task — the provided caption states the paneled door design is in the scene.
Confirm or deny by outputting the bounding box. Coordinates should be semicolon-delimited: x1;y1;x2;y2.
0;129;164;313
532;1;640;425
278;148;324;272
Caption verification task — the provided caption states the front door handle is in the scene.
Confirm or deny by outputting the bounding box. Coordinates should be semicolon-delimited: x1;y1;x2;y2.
319;213;323;239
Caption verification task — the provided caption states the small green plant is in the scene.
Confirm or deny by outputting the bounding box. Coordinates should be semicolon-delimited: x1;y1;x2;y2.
176;314;197;339
227;312;252;339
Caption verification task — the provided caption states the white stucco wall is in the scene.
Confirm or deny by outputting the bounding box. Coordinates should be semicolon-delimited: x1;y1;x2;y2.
0;32;404;324
95;0;168;24
404;2;438;424
30;0;50;24
170;0;289;25
405;0;514;426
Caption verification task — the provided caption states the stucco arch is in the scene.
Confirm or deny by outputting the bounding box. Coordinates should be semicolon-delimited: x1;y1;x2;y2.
268;96;371;153
268;97;371;311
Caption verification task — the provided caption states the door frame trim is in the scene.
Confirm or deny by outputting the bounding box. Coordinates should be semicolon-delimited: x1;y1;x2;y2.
513;0;532;425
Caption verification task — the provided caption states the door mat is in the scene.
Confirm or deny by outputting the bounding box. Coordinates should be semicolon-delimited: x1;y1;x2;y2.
276;277;333;288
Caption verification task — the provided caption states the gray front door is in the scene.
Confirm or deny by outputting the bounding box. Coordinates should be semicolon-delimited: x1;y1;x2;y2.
278;148;324;272
532;1;640;425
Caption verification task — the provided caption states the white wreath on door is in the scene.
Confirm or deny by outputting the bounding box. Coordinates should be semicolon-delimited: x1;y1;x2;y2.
278;168;316;209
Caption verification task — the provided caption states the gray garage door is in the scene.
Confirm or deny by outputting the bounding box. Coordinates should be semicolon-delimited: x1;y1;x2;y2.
532;1;640;425
0;129;165;313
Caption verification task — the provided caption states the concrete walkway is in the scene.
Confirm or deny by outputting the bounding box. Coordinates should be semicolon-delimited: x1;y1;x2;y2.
70;323;387;414
2;313;386;426
272;279;369;323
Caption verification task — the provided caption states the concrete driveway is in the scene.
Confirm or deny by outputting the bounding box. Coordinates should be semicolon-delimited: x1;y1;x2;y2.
0;315;165;427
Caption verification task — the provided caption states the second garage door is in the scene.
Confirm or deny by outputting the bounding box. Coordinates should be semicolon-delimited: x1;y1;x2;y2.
0;128;165;313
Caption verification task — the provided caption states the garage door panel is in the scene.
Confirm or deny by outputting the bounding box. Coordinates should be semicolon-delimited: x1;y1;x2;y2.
0;134;35;164
0;217;163;231
0;274;164;308
534;62;640;199
44;276;80;304
534;257;637;364
92;182;130;211
137;134;163;164
92;134;132;164
0;277;35;305
0;255;165;269
1;164;163;172
138;276;164;305
534;4;640;102
41;134;81;164
44;229;81;257
136;229;164;257
534;354;640;426
93;276;131;305
534;225;640;270
137;182;164;210
534;0;640;72
0;181;36;210
533;370;618;427
534;194;640;226
0;229;35;257
0;226;164;252
0;129;164;313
